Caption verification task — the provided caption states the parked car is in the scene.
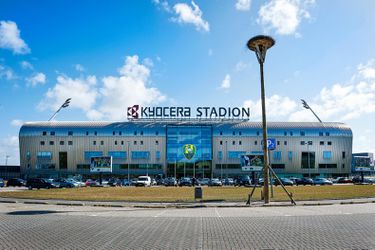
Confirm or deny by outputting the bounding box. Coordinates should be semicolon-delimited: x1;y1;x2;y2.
235;176;252;187
337;177;352;184
135;176;151;187
274;178;294;186
179;177;192;187
55;179;75;188
151;179;157;186
108;178;122;187
0;178;4;188
26;178;59;190
130;178;138;186
122;179;130;186
85;179;99;187
223;178;235;186
199;178;210;186
288;177;299;185
6;178;26;187
313;178;333;185
164;177;178;187
209;178;222;187
295;177;314;186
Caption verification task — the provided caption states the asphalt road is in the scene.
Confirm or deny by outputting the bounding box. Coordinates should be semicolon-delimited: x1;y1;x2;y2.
0;202;374;249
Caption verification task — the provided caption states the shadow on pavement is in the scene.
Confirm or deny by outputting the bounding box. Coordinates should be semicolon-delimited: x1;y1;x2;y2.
7;210;62;215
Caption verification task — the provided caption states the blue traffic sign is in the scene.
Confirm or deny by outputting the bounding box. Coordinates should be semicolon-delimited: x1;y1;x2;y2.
267;138;276;150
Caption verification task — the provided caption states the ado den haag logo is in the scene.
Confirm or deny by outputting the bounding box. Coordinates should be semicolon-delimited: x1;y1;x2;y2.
183;144;196;160
127;105;139;119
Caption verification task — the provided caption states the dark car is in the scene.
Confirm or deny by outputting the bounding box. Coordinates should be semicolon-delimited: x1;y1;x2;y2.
0;178;4;188
26;178;59;190
337;177;352;184
54;179;75;188
223;178;235;186
235;176;252;187
179;177;192;187
295;177;314;186
274;178;294;186
108;178;122;187
164;177;177;187
6;178;26;187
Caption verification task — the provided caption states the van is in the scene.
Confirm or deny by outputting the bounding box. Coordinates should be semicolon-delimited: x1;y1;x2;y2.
135;176;151;187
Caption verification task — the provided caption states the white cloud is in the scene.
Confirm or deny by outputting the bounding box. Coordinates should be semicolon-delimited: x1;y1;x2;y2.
75;64;85;72
235;0;251;11
172;1;210;32
220;74;231;89
20;60;33;70
0;136;19;165
0;20;30;54
11;119;23;127
98;55;166;120
26;72;46;87
243;95;298;120
153;0;172;12
258;0;314;36
235;61;249;72
38;75;99;116
0;64;16;80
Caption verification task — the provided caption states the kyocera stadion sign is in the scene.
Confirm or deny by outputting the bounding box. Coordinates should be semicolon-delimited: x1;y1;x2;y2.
127;105;250;119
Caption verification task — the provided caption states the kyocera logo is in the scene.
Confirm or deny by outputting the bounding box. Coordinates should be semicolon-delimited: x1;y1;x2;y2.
127;105;139;119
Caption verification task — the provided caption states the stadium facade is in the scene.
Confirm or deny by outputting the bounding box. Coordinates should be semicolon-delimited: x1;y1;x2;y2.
19;121;353;179
19;120;352;178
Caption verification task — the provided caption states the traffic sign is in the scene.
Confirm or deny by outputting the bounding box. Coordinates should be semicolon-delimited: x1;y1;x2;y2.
267;138;276;150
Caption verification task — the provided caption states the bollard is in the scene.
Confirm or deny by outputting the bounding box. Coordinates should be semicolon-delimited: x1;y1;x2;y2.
194;186;202;200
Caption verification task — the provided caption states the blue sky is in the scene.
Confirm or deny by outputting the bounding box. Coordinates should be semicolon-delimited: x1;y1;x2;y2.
1;0;375;165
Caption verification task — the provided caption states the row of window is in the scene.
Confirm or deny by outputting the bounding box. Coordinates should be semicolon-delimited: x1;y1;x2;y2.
214;163;340;170
42;130;161;136
219;140;333;146
218;131;331;136
40;140;160;146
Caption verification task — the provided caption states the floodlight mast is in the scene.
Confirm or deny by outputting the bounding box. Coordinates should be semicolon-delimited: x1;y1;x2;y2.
301;99;322;123
48;98;72;121
247;35;275;204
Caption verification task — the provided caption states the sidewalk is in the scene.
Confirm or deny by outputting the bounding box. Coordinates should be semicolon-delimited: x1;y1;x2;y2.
1;197;375;208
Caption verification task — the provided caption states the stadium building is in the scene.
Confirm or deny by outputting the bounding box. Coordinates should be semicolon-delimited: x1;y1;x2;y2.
19;120;353;179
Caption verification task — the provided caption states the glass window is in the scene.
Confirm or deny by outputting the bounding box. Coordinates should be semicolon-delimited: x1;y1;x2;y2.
100;141;104;145
131;151;150;159
290;131;293;136
40;141;45;146
140;141;144;145
108;151;127;159
320;141;324;145
277;141;280;145
300;141;305;145
326;132;330;136
115;140;118;145
156;131;159;136
94;131;97;136
42;131;47;136
140;131;143;136
301;152;315;169
239;131;242;136
232;141;235;145
323;151;332;159
228;151;246;159
218;151;223;160
93;141;96;145
254;140;258;145
112;131;115;135
37;151;52;159
220;131;223;135
155;140;159;145
308;141;313;145
284;131;287;136
50;131;55;136
121;141;124;145
134;131;137;135
342;151;346;159
273;151;282;160
300;131;305;136
68;131;73;136
84;151;102;159
49;141;54;145
156;151;161;160
220;141;223;145
59;141;64;145
239;141;242;145
86;131;89;136
284;141;287;146
68;141;73;145
271;164;285;169
232;131;235;136
119;131;122;136
288;151;293;160
327;141;332;145
134;141;137;145
256;131;260;136
319;132;324;136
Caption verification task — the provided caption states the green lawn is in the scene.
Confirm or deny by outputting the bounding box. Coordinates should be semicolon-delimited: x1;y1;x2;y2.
1;185;374;202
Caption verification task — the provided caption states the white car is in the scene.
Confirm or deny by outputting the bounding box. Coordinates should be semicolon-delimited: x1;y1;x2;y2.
135;176;151;187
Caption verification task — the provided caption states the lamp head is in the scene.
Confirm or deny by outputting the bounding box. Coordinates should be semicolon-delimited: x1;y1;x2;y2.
247;35;275;64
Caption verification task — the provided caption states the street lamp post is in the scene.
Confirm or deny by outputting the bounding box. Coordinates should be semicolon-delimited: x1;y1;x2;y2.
127;141;130;183
247;35;275;204
5;155;10;166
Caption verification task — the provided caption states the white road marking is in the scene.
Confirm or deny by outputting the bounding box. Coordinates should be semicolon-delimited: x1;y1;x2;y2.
153;210;167;218
215;207;221;217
